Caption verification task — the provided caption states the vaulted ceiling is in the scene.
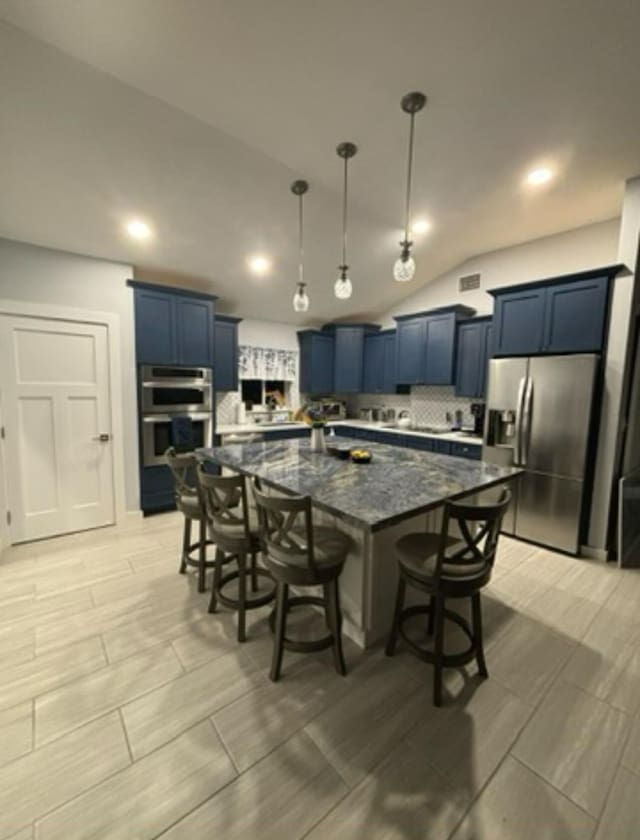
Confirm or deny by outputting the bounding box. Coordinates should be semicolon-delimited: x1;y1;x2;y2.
1;0;639;322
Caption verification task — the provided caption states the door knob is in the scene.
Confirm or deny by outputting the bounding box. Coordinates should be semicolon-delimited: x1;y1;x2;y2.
92;433;111;442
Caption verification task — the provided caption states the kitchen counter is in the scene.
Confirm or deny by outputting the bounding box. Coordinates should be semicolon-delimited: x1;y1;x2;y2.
328;420;483;446
199;436;516;532
216;422;308;435
199;438;519;648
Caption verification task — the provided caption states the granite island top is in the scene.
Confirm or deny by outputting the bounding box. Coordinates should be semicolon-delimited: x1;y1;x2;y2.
198;437;520;532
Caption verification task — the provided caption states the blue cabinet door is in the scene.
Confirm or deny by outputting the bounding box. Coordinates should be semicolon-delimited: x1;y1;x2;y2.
382;333;397;393
543;276;608;353
299;332;334;394
395;317;425;384
134;288;177;364
214;318;239;391
450;441;482;460
493;288;546;356
175;296;214;366
455;321;483;397
424;313;456;385
334;327;365;393
363;335;384;393
479;323;493;397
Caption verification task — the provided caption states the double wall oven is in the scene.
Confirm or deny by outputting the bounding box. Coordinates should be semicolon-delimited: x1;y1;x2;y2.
140;364;213;467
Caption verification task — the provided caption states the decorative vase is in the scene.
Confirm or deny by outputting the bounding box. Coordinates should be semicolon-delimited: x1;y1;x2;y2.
310;423;327;453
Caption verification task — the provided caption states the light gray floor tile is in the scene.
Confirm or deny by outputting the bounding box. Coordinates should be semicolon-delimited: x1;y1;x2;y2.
159;731;347;840
306;739;467;840
524;586;601;642
35;721;236;840
519;546;577;586
488;569;550;609
621;715;640;774
0;588;94;634
122;649;263;759
303;657;426;788
6;828;32;840
513;680;629;816
486;613;574;705
35;644;183;745
554;559;620;605
594;766;640;840
0;712;130;840
170;614;247;670
406;678;531;796
0;702;32;768
0;626;34;669
450;755;596;840
0;637;106;711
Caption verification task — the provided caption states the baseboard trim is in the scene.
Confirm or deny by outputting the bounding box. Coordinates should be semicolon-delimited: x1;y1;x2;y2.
580;545;609;561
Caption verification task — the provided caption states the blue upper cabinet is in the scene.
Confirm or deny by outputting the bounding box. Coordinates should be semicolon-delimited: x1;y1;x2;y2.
490;268;617;357
133;287;177;364
130;282;217;366
395;317;426;385
363;334;384;393
455;317;492;398
492;288;546;356
395;306;475;386
544;276;609;353
214;315;241;391
325;324;380;394
298;330;335;395
382;331;397;393
175;295;214;366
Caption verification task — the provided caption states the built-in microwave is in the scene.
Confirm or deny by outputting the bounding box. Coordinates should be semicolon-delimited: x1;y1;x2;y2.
141;412;213;467
140;365;213;414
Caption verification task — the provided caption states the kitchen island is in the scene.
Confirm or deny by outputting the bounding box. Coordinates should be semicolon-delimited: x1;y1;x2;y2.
198;437;520;647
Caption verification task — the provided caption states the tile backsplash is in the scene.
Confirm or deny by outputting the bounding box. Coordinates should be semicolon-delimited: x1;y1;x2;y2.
346;386;481;428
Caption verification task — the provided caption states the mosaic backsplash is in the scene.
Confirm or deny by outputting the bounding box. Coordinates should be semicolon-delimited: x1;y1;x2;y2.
346;386;481;428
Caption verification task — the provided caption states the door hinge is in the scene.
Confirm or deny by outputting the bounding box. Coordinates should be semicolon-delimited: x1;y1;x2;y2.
6;510;11;526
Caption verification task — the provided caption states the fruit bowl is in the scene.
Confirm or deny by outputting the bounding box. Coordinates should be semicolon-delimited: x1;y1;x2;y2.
350;449;372;464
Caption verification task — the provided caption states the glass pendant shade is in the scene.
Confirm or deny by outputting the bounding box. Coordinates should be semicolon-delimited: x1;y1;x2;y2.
393;255;416;282
334;275;353;299
293;283;309;312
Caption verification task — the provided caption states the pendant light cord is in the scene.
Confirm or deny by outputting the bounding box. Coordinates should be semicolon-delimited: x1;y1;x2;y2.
342;154;348;270
404;111;415;243
298;192;304;286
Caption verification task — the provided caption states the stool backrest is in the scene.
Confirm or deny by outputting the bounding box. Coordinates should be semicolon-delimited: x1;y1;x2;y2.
165;447;198;499
197;467;249;544
437;488;512;581
252;484;317;575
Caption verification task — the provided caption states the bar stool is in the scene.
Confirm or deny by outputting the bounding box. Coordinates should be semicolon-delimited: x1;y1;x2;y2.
386;489;512;706
165;447;215;592
253;484;352;682
197;468;275;642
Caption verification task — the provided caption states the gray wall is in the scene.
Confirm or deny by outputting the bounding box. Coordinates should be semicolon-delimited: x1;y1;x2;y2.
0;237;139;511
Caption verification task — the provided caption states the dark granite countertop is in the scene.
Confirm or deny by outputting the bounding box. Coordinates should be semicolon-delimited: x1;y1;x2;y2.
198;437;521;532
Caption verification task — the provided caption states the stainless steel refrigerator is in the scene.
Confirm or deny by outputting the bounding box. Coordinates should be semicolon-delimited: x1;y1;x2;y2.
482;354;599;554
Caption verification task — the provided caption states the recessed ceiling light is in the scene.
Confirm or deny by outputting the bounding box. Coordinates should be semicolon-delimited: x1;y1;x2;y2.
247;255;271;275
526;167;554;186
126;219;152;240
412;218;432;235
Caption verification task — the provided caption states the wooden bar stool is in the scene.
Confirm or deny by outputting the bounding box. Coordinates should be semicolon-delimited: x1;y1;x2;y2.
386;489;512;706
197;468;275;642
165;447;215;592
253;484;352;682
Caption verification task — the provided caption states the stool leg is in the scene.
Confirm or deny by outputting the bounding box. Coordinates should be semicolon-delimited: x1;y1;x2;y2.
270;582;288;682
385;576;406;656
237;553;247;643
250;550;259;593
208;547;223;613
197;517;207;593
433;594;445;707
325;579;347;677
179;517;191;574
427;595;436;636
472;593;488;678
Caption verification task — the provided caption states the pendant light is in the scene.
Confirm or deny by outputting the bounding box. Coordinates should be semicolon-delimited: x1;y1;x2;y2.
334;141;357;300
393;91;427;282
291;179;310;313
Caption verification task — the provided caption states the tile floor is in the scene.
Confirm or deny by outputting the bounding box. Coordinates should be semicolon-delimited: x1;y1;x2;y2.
1;512;640;839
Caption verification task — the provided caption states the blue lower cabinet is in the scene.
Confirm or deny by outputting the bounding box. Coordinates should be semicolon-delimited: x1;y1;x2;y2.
450;441;482;460
263;428;310;441
403;436;433;451
432;440;451;455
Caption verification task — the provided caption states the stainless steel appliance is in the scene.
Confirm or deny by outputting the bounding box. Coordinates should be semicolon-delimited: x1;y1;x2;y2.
142;412;213;467
140;365;212;414
483;354;598;554
316;399;346;420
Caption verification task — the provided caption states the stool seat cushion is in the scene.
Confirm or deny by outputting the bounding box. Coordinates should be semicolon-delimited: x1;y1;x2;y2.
267;525;351;574
396;531;486;583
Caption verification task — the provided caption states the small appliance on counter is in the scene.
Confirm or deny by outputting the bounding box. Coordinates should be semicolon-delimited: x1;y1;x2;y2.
316;399;346;421
470;402;486;436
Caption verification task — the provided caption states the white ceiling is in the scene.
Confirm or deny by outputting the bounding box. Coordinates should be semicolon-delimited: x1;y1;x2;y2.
1;0;639;323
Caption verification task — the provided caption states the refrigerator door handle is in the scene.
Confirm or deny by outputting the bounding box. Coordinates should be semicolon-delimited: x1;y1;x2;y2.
515;376;527;465
521;377;534;466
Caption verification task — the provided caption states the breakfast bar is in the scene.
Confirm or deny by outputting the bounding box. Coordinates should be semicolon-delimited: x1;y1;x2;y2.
199;436;520;647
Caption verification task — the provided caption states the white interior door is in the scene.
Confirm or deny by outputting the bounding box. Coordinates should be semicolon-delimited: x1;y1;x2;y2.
0;315;115;543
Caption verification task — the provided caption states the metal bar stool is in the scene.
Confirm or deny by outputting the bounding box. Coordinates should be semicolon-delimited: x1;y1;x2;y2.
386;489;512;706
165;447;216;592
197;467;275;642
253;483;352;682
